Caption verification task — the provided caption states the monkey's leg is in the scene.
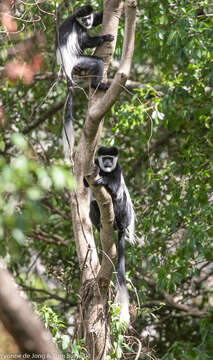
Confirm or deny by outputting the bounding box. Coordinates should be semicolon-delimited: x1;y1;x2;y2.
75;56;109;90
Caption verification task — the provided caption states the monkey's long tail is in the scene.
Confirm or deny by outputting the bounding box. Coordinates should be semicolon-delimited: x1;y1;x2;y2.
115;229;130;325
62;88;75;160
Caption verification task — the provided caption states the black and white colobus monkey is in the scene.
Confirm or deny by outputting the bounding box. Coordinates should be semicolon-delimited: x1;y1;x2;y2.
55;5;114;159
84;146;135;324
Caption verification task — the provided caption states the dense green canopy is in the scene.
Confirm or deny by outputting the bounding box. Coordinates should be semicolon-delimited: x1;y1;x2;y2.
0;0;213;358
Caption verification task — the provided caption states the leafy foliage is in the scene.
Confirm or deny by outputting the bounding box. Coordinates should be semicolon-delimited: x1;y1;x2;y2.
1;0;213;358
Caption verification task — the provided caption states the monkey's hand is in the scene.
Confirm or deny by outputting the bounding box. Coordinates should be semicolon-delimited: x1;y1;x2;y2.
98;82;110;91
103;34;114;42
93;177;116;199
93;176;104;186
84;165;100;187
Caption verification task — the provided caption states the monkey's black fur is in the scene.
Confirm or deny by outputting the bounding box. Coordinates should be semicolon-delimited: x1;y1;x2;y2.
90;147;131;233
56;6;114;159
56;6;113;89
84;146;134;323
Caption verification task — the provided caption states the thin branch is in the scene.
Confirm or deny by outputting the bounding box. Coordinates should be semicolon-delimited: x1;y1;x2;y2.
23;99;65;134
197;13;213;18
143;276;208;318
34;72;56;81
132;131;176;173
32;229;68;246
43;198;72;222
21;285;77;306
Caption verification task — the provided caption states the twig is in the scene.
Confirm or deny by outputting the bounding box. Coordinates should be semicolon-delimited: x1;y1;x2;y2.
23;99;65;134
21;285;77;306
32;229;68;245
143;276;208;318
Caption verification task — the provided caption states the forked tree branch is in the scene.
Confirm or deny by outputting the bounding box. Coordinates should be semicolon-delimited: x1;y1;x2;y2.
83;0;137;283
70;1;137;357
72;0;124;282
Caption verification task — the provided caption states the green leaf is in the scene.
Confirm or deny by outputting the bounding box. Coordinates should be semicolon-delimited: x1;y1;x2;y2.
11;133;28;150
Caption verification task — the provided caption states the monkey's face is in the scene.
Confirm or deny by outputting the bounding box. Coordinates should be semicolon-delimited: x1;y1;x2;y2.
98;156;118;173
77;14;94;29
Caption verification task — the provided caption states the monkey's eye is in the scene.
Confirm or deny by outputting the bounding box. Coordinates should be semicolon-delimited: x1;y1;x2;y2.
101;156;114;161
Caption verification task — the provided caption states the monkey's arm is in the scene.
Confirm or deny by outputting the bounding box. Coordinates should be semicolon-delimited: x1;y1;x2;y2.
92;11;103;27
83;164;100;187
85;34;114;49
93;177;119;199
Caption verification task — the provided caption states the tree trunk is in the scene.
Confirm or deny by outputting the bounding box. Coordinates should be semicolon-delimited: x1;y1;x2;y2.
70;1;137;358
